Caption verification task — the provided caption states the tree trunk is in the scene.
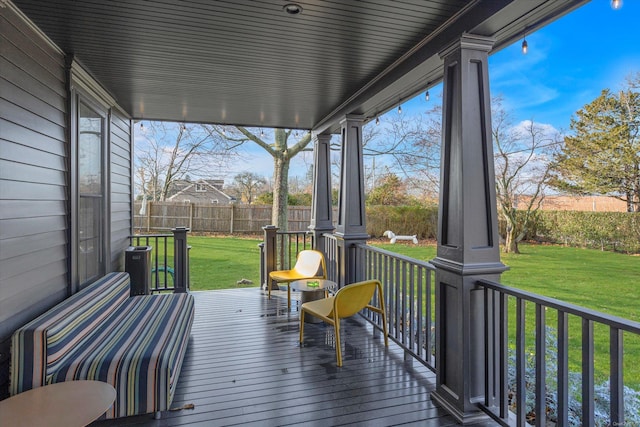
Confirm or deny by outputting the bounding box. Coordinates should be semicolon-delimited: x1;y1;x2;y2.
503;219;520;254
272;156;290;230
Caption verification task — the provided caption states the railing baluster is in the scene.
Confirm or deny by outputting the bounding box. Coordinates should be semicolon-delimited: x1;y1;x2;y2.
499;292;508;419
426;267;433;366
557;311;569;427
417;266;423;360
484;288;494;408
401;260;407;347
535;304;546;427
516;299;526;426
408;263;413;351
610;327;624;427
582;318;594;427
394;258;401;341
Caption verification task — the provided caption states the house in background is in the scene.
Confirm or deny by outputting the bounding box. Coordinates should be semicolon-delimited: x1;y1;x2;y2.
166;179;236;205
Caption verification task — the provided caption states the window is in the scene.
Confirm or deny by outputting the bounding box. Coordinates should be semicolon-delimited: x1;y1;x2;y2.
183;199;191;204
77;101;105;286
211;199;219;204
195;183;207;192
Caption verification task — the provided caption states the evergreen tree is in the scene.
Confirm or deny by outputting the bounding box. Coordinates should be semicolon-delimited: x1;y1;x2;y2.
551;75;640;212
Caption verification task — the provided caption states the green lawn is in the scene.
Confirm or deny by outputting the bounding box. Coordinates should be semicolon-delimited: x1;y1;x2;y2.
369;241;640;388
187;235;263;291
181;236;640;387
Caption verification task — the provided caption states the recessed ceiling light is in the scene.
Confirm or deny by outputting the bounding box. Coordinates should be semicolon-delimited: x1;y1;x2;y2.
283;3;303;15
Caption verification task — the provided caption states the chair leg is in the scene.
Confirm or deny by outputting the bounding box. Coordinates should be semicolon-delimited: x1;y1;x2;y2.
287;284;291;310
299;310;305;343
381;310;389;347
334;320;342;367
268;279;272;299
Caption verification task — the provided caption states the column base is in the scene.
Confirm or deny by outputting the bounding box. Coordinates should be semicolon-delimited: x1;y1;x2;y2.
431;389;490;425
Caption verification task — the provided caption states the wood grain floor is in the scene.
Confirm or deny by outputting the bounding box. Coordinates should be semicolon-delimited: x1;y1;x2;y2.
93;288;496;426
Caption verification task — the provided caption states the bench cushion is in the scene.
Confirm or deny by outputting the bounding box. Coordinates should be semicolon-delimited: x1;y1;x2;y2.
48;292;194;418
10;272;130;395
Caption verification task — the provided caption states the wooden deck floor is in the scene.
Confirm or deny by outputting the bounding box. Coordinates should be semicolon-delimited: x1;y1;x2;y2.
93;288;496;427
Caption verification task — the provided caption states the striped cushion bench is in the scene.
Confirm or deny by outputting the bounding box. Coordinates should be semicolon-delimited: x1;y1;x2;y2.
10;272;195;419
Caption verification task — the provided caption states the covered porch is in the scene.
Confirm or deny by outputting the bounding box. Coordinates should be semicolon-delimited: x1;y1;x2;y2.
4;0;636;425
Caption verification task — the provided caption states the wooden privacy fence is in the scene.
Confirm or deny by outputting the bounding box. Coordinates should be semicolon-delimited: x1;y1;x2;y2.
134;201;338;233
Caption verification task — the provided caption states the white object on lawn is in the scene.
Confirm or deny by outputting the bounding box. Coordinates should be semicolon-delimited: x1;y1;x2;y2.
383;230;418;244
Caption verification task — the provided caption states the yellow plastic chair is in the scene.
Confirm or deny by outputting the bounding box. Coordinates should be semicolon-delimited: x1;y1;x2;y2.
299;279;388;367
268;249;327;309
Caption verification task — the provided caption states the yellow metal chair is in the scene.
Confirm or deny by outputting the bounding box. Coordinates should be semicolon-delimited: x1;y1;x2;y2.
299;279;388;367
268;249;327;309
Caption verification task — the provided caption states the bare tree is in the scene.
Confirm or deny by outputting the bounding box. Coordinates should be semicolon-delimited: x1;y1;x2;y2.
363;107;442;200
209;127;313;230
135;122;235;201
231;172;266;204
493;98;561;253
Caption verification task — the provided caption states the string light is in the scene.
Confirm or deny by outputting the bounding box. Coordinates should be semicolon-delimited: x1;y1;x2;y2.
521;34;528;55
260;128;265;137
397;104;402;114
611;0;622;9
375;116;380;125
140;122;144;130
425;90;430;101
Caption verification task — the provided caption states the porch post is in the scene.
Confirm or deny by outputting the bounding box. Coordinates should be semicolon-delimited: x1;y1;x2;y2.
429;33;507;423
308;133;334;254
335;115;368;287
172;226;190;293
262;225;278;291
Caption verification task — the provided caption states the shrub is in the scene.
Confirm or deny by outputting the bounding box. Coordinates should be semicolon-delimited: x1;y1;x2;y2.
508;326;640;425
366;205;438;239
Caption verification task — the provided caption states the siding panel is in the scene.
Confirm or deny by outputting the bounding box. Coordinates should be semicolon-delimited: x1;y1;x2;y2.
0;5;68;399
0;119;66;157
109;108;132;272
0;139;66;171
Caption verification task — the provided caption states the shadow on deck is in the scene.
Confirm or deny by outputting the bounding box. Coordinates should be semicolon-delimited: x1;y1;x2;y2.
92;288;493;426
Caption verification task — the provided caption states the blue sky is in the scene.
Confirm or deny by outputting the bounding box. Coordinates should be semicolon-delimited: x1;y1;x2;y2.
402;0;640;132
488;0;640;131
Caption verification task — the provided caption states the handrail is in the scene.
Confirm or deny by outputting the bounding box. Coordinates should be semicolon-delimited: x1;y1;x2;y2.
276;230;313;271
355;243;436;371
479;280;640;334
129;227;190;293
476;278;640;426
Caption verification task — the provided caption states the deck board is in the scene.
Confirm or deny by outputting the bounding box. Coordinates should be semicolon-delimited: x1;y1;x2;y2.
92;288;495;426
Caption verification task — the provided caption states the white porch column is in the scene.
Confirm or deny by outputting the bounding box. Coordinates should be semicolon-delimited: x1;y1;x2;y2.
309;133;334;253
335;115;368;286
430;33;507;423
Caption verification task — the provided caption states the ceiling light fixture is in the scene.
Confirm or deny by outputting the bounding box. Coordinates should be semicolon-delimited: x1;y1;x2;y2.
283;3;303;15
611;0;623;9
521;33;528;55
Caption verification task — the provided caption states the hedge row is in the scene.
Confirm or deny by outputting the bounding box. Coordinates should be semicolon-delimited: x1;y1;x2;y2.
366;205;439;240
365;206;640;253
534;210;640;253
